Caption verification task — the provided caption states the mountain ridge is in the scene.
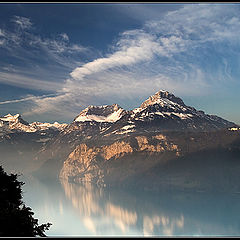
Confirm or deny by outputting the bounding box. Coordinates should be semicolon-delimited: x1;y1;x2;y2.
0;90;237;132
1;89;239;189
69;90;237;133
0;113;67;133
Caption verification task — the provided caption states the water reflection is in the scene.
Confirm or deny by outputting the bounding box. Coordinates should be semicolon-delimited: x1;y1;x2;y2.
60;180;140;235
61;179;186;236
21;175;240;236
60;180;240;236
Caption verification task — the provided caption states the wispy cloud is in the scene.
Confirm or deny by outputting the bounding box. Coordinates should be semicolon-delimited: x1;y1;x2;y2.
0;93;58;105
34;4;240;117
0;16;91;92
23;92;82;119
60;33;69;41
30;33;88;55
0;39;5;45
12;16;33;30
70;31;161;80
3;5;240;121
0;71;64;91
0;29;88;69
70;4;239;89
0;29;5;37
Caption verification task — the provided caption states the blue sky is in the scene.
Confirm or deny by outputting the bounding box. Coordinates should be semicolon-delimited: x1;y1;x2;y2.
0;3;240;124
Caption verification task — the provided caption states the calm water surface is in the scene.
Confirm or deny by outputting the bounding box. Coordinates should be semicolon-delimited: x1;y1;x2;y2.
20;175;240;237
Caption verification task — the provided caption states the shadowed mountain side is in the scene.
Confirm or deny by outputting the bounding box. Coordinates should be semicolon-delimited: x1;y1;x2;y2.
118;147;240;193
0;130;60;174
59;130;240;193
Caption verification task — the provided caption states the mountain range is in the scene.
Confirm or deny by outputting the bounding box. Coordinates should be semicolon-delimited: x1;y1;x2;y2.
1;90;240;193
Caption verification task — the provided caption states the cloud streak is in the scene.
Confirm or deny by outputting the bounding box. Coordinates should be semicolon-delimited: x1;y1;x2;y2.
0;93;59;105
70;31;160;80
0;71;64;91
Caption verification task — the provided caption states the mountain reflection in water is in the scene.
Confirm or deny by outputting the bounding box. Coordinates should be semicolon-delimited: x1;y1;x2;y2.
21;175;240;236
60;180;185;236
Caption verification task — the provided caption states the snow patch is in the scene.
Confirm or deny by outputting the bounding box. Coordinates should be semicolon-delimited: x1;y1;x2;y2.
154;112;165;117
30;121;67;130
0;114;20;122
116;129;135;135
229;127;240;131
74;109;124;123
121;125;135;130
171;113;193;119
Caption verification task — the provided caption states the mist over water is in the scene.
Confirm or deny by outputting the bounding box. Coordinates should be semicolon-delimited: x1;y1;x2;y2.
19;174;240;237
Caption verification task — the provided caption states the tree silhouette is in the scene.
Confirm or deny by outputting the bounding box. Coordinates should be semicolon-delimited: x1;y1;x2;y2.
0;165;52;237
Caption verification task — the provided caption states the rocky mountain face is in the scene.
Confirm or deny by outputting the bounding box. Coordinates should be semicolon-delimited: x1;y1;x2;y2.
59;134;180;186
1;90;240;192
58;129;240;190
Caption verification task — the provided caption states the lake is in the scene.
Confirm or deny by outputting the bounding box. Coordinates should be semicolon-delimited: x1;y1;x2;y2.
20;174;240;237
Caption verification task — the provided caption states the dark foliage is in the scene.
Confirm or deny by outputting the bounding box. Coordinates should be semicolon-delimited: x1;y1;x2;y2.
0;165;51;237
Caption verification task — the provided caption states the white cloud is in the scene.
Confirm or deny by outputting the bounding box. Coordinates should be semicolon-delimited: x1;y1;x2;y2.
0;17;92;94
0;19;89;70
0;71;64;91
70;32;159;80
60;33;69;41
114;4;180;23
0;39;5;45
0;93;58;105
29;34;88;55
4;5;240;120
64;4;236;104
23;92;82;119
0;28;21;47
12;16;32;30
146;4;240;43
0;29;5;37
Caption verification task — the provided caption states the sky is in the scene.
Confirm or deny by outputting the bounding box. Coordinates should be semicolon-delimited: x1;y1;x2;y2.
0;3;240;124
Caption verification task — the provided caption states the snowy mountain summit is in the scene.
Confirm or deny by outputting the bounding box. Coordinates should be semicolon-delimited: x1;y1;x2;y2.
0;90;236;137
74;104;126;123
127;90;235;131
0;113;36;132
131;90;197;119
0;113;67;133
0;113;28;124
69;89;236;135
140;90;185;109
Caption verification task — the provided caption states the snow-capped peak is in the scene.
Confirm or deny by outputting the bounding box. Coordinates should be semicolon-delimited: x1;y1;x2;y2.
140;90;185;109
0;113;68;133
0;113;37;132
30;121;68;130
130;90;187;117
0;113;22;122
74;104;126;123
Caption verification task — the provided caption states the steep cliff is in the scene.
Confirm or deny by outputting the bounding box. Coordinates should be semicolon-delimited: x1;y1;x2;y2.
59;129;240;191
59;134;180;186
